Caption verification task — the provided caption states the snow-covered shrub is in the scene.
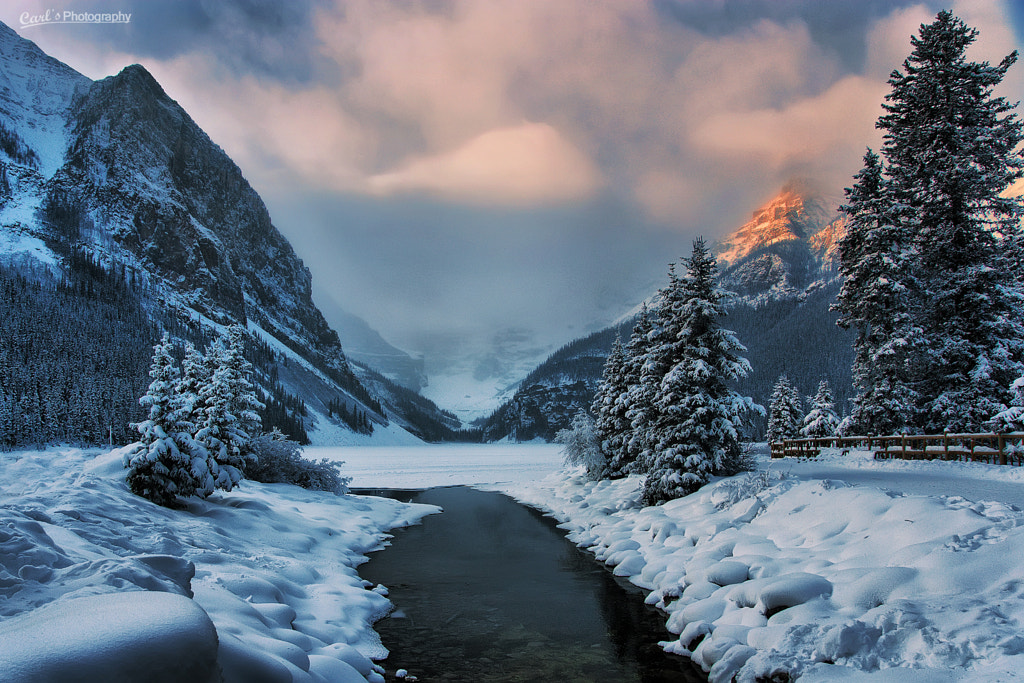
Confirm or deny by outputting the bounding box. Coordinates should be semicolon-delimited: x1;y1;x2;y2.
556;410;607;480
246;430;350;495
713;468;784;510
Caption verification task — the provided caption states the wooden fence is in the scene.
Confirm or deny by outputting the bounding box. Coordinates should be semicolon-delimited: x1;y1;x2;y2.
770;432;1024;466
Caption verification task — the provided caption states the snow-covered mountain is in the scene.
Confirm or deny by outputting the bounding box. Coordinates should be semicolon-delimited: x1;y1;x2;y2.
480;181;855;441
714;179;845;303
0;22;457;446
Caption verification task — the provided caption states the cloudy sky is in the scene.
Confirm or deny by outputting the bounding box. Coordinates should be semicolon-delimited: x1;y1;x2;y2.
11;0;1024;358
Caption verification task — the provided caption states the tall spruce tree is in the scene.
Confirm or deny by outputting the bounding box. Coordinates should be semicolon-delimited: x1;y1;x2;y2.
839;11;1024;433
195;327;263;493
836;150;921;434
592;335;632;478
767;374;803;443
623;304;656;473
642;238;759;505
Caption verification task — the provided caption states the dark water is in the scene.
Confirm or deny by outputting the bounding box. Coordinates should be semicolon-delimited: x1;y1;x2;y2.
356;487;707;683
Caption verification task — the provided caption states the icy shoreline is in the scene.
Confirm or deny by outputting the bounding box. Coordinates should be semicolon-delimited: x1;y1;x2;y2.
0;446;439;682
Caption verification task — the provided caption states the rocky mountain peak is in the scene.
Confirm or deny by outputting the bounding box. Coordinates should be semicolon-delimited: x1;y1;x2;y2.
715;179;837;267
714;180;844;303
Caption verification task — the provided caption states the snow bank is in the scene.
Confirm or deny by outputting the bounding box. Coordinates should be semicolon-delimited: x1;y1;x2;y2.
499;456;1024;682
0;446;438;682
0;591;218;682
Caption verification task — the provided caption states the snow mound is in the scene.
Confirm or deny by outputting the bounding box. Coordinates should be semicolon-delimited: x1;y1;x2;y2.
0;591;218;682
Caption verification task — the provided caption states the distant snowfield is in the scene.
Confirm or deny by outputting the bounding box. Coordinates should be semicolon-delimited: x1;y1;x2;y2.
4;444;1024;682
317;443;563;489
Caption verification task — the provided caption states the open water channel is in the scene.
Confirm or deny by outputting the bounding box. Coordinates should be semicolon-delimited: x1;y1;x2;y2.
357;486;707;682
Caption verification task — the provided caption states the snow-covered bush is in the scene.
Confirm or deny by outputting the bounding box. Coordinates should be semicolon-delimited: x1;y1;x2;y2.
713;468;784;510
246;429;350;495
556;410;607;480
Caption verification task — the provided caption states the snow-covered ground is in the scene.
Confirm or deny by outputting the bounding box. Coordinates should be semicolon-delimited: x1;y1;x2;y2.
318;443;562;489
6;443;1024;682
0;446;439;682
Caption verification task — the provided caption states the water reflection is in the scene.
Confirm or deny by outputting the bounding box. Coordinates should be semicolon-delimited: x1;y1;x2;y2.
356;487;706;682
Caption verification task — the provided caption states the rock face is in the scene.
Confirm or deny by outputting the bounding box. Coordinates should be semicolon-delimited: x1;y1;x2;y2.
58;63;343;358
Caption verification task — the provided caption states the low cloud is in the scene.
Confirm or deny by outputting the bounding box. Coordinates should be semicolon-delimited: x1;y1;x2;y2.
367;123;603;205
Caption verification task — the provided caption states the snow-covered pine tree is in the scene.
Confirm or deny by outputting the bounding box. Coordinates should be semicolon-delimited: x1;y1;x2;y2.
555;409;606;480
767;374;803;443
591;335;631;478
843;11;1024;433
642;238;760;505
623;303;656;473
800;380;840;438
194;327;263;493
125;334;194;506
835;149;920;435
990;375;1024;433
176;341;217;497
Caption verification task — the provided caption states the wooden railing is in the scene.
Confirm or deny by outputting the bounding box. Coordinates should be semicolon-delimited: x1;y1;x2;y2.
770;433;1024;466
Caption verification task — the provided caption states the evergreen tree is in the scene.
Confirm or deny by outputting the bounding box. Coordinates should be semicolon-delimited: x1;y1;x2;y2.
990;375;1024;432
839;11;1024;434
177;341;216;497
194;327;263;493
592;335;632;478
767;374;803;443
124;334;194;506
836;149;921;434
623;304;656;473
642;238;760;505
800;380;840;438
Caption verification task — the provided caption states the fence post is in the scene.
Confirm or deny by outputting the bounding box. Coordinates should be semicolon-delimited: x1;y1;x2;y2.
901;433;907;460
999;434;1007;466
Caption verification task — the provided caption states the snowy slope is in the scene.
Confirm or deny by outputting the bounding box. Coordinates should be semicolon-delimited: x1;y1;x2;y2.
0;22;89;176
